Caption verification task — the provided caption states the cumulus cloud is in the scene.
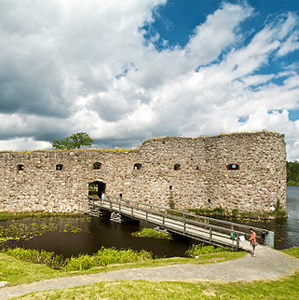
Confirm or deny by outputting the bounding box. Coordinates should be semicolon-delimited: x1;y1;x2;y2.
0;0;299;160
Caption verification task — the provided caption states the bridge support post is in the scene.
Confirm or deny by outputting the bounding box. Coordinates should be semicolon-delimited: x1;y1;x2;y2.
110;212;122;223
265;231;274;247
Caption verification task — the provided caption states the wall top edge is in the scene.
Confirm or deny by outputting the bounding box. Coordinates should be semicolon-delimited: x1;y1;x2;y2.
0;130;284;154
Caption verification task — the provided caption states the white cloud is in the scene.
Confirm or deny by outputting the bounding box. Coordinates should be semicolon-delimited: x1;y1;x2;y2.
0;1;299;160
0;137;51;151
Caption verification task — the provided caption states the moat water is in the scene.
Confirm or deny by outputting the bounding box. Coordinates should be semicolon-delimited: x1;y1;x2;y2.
1;186;298;257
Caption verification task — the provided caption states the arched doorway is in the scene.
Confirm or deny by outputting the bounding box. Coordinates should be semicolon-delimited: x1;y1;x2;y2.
88;181;106;198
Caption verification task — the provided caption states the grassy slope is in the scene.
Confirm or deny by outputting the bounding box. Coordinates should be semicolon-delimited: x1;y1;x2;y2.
0;251;245;286
1;248;299;299
15;275;299;300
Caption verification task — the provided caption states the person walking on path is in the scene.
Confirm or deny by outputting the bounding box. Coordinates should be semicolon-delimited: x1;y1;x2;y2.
249;228;257;257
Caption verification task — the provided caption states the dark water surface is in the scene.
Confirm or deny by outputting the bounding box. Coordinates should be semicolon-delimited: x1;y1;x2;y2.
1;186;299;257
1;216;194;258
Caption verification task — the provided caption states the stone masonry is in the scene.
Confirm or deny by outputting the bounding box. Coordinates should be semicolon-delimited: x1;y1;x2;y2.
0;131;286;213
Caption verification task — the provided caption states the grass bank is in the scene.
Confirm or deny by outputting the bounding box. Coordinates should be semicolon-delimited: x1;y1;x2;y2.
15;273;299;300
7;248;299;300
189;200;287;219
0;247;245;287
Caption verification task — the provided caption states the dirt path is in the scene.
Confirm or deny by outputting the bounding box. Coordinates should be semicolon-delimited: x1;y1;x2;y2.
1;247;299;299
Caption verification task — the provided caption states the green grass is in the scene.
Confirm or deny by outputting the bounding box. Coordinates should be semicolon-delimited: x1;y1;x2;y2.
0;253;63;286
0;249;245;287
282;247;299;258
12;271;299;300
131;228;173;240
64;247;153;271
185;243;227;257
2;246;153;271
2;248;299;299
0;211;83;221
189;204;287;220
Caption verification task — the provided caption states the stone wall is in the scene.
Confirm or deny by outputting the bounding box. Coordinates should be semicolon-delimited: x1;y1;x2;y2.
0;131;286;213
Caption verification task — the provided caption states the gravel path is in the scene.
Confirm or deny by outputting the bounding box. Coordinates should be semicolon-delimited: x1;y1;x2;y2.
1;247;299;299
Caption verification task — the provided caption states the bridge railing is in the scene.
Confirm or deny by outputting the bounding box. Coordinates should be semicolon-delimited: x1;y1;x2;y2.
88;196;269;245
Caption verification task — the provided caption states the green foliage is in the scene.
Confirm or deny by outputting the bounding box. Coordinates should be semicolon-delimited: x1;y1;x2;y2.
0;250;246;286
12;272;299;300
282;247;299;258
0;211;83;221
131;228;173;240
185;243;226;257
189;207;225;217
286;161;299;185
5;247;65;269
64;247;153;271
189;204;286;220
232;209;239;217
3;246;152;271
52;132;94;149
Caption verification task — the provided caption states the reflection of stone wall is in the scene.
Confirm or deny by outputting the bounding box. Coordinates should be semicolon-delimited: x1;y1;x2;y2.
0;131;286;213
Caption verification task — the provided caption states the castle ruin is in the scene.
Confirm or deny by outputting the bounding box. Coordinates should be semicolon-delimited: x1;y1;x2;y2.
0;131;286;214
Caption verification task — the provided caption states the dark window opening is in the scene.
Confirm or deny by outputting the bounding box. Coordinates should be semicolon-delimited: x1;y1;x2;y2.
227;163;240;170
17;164;24;171
56;164;63;170
169;186;172;190
174;163;181;170
134;163;142;170
88;181;106;198
196;165;200;170
93;162;102;170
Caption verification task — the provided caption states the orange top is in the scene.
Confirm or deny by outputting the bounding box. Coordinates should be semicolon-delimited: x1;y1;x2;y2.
249;231;256;244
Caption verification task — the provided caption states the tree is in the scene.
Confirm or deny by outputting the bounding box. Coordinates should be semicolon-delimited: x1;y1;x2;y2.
52;132;94;149
286;161;299;186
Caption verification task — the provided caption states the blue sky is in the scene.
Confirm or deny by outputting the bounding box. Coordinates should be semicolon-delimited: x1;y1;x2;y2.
0;0;299;159
150;1;299;47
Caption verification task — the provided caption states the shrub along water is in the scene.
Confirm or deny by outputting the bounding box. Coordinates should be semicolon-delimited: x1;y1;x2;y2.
3;246;153;271
3;243;226;271
64;247;152;271
5;247;65;269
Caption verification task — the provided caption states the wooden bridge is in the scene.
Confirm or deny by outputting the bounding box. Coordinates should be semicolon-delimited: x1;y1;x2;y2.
88;197;274;252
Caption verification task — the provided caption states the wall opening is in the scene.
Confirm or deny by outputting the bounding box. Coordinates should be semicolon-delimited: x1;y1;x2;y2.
227;163;240;170
174;163;181;170
93;162;102;170
17;164;24;171
88;181;106;198
56;164;63;170
134;163;142;170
